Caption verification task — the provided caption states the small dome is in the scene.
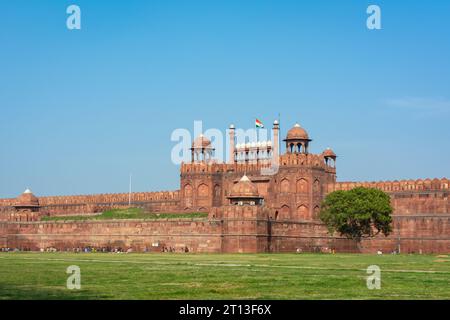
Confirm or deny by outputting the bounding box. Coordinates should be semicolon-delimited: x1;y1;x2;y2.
229;124;235;129
15;189;39;207
229;175;260;198
274;120;279;125
286;123;310;140
323;147;336;158
192;134;213;149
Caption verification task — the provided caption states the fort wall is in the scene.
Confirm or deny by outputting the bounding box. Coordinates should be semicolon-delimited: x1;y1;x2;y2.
1;118;449;254
0;191;181;216
1;219;221;253
329;178;450;194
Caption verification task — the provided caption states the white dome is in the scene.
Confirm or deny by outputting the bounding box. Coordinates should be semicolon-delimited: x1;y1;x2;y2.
267;140;272;146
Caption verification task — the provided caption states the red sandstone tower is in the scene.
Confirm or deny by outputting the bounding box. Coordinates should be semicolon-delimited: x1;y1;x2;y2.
180;121;337;222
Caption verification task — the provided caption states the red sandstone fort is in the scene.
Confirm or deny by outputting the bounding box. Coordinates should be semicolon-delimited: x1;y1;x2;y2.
1;121;449;253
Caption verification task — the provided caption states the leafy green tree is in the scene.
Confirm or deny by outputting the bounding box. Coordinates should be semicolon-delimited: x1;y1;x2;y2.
319;187;393;241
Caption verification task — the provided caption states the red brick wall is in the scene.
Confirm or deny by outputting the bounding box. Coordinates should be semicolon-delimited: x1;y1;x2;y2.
1;219;221;253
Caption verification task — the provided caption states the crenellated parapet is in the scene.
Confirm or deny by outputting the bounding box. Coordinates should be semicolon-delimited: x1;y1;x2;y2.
0;199;15;206
278;153;335;172
38;190;180;206
328;178;450;194
181;152;335;175
181;162;274;175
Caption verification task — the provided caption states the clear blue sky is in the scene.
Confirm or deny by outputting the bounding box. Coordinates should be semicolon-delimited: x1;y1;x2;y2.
1;0;449;198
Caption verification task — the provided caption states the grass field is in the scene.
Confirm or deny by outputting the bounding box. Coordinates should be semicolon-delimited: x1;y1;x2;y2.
41;208;208;221
0;253;449;300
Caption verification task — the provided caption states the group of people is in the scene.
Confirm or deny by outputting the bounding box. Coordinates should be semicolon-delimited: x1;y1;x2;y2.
0;247;20;252
1;245;192;253
161;246;190;253
52;247;135;253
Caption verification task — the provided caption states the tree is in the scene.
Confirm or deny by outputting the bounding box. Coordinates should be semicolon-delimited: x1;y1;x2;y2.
319;187;393;241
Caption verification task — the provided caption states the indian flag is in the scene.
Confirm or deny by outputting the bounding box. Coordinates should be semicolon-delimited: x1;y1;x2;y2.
255;119;264;128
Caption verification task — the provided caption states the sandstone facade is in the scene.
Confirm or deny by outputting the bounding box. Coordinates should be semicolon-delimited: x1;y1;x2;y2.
0;121;448;253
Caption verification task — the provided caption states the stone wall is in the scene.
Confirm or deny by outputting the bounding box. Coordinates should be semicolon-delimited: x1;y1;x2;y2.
1;219;221;253
359;215;450;254
329;178;450;193
0;191;182;216
0;214;449;254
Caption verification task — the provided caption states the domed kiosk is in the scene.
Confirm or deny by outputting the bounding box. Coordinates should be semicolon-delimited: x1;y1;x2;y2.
14;189;40;211
322;147;337;167
228;175;263;206
284;123;312;154
191;134;215;163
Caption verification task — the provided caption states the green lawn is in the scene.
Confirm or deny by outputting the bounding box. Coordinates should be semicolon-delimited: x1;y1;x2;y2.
0;253;449;300
41;208;208;221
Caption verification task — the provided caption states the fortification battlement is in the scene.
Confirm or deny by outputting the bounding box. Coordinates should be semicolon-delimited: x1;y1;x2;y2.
278;153;335;170
0;190;180;208
181;162;275;174
181;153;335;174
0;199;14;206
39;190;180;206
329;178;450;193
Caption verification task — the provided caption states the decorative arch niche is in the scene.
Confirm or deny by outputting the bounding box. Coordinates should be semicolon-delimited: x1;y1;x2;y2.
297;205;308;219
313;179;320;193
280;205;290;220
184;184;192;197
280;179;290;193
313;206;320;219
296;178;308;193
197;184;209;197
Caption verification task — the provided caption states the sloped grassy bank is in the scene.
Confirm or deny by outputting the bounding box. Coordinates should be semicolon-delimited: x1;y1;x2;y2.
41;208;208;221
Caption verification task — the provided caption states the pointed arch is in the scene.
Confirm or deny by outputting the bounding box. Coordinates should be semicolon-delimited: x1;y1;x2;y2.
197;184;209;197
280;205;290;220
184;184;192;197
313;179;321;193
197;183;209;197
296;178;308;193
280;178;290;193
297;204;308;219
313;205;320;219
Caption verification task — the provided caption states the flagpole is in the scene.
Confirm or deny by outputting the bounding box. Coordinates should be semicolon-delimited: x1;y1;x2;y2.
256;117;259;142
128;173;132;207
